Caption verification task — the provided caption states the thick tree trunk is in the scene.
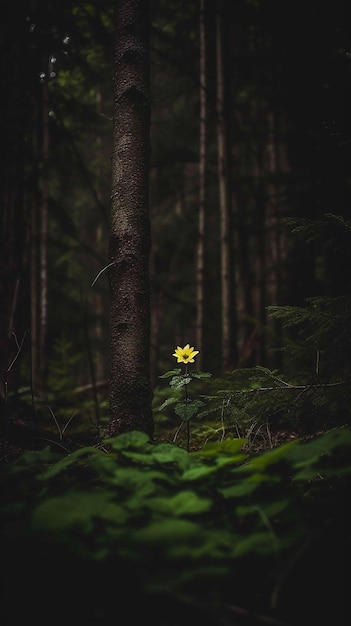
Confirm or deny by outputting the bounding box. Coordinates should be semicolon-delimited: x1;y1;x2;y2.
108;0;153;438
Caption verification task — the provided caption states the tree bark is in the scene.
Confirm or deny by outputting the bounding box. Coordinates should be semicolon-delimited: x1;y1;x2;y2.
195;0;207;370
39;81;49;392
108;0;153;438
216;0;236;371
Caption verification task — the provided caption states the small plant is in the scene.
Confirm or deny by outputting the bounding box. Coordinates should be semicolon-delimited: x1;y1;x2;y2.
158;343;212;450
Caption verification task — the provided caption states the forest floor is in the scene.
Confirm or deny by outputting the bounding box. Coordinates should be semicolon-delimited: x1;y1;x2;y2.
0;417;103;463
0;415;307;465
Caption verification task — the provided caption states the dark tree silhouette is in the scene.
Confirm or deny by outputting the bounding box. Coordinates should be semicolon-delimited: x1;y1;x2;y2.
0;1;29;404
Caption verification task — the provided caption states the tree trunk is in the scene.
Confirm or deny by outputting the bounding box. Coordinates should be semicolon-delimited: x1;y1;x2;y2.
92;91;106;395
39;81;49;392
0;1;27;402
195;0;207;370
109;0;153;438
216;0;235;371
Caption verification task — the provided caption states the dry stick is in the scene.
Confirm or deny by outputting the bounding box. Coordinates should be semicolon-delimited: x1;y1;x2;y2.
91;261;116;287
47;405;78;441
6;331;28;377
228;380;346;396
173;420;184;443
33;435;71;454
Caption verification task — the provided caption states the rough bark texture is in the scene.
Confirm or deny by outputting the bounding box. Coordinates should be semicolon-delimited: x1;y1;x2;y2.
108;0;153;438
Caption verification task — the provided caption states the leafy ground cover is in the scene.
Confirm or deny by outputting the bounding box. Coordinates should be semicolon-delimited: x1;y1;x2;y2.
1;424;350;626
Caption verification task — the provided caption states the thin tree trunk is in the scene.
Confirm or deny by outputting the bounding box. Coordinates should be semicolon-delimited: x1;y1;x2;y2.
265;111;279;308
93;224;104;377
93;91;105;387
39;81;49;392
109;0;153;438
30;194;39;384
254;173;267;365
195;0;207;369
0;2;26;400
216;0;234;371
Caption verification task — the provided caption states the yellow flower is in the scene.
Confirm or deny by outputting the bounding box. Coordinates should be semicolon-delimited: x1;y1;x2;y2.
173;343;199;364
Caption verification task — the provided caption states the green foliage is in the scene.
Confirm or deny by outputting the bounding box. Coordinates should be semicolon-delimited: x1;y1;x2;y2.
157;361;212;449
268;295;351;376
197;363;351;446
9;332;107;441
1;427;350;624
47;333;82;393
186;281;351;443
283;213;351;244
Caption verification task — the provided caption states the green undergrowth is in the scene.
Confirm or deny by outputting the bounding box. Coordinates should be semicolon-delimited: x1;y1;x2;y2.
1;427;351;625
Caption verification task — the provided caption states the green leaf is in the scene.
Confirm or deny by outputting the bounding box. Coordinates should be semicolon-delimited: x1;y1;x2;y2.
190;370;212;379
232;531;280;557
196;438;247;458
151;444;191;469
134;518;201;544
170;375;191;389
32;490;127;533
38;446;105;480
175;400;204;421
288;427;351;479
236;440;298;473
104;430;151;450
159;369;181;378
158;396;178;411
219;481;259;498
146;490;211;516
288;426;351;468
90;465;163;497
182;464;222;480
236;499;290;520
15;447;62;468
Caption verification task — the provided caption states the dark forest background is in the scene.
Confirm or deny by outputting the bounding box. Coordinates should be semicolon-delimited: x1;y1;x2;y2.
2;0;351;410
